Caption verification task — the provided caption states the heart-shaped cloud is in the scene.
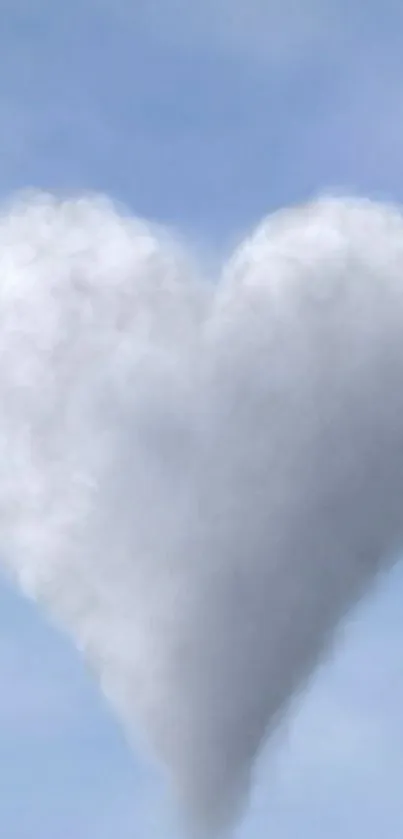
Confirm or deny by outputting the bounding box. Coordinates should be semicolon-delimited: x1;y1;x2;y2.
1;191;403;834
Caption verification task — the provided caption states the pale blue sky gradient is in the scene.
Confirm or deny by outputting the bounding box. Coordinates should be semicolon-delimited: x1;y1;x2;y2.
1;2;403;837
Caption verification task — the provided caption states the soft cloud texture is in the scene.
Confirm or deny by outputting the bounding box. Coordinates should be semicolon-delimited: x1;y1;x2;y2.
1;3;403;839
1;192;403;833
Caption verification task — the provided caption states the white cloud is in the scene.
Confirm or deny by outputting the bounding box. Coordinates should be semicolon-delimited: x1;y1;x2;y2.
1;193;403;834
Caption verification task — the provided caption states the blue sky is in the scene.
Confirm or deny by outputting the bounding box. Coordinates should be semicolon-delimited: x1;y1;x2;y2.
1;2;403;837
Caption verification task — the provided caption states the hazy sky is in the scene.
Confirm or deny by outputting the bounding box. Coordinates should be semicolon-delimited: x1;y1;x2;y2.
1;2;403;837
